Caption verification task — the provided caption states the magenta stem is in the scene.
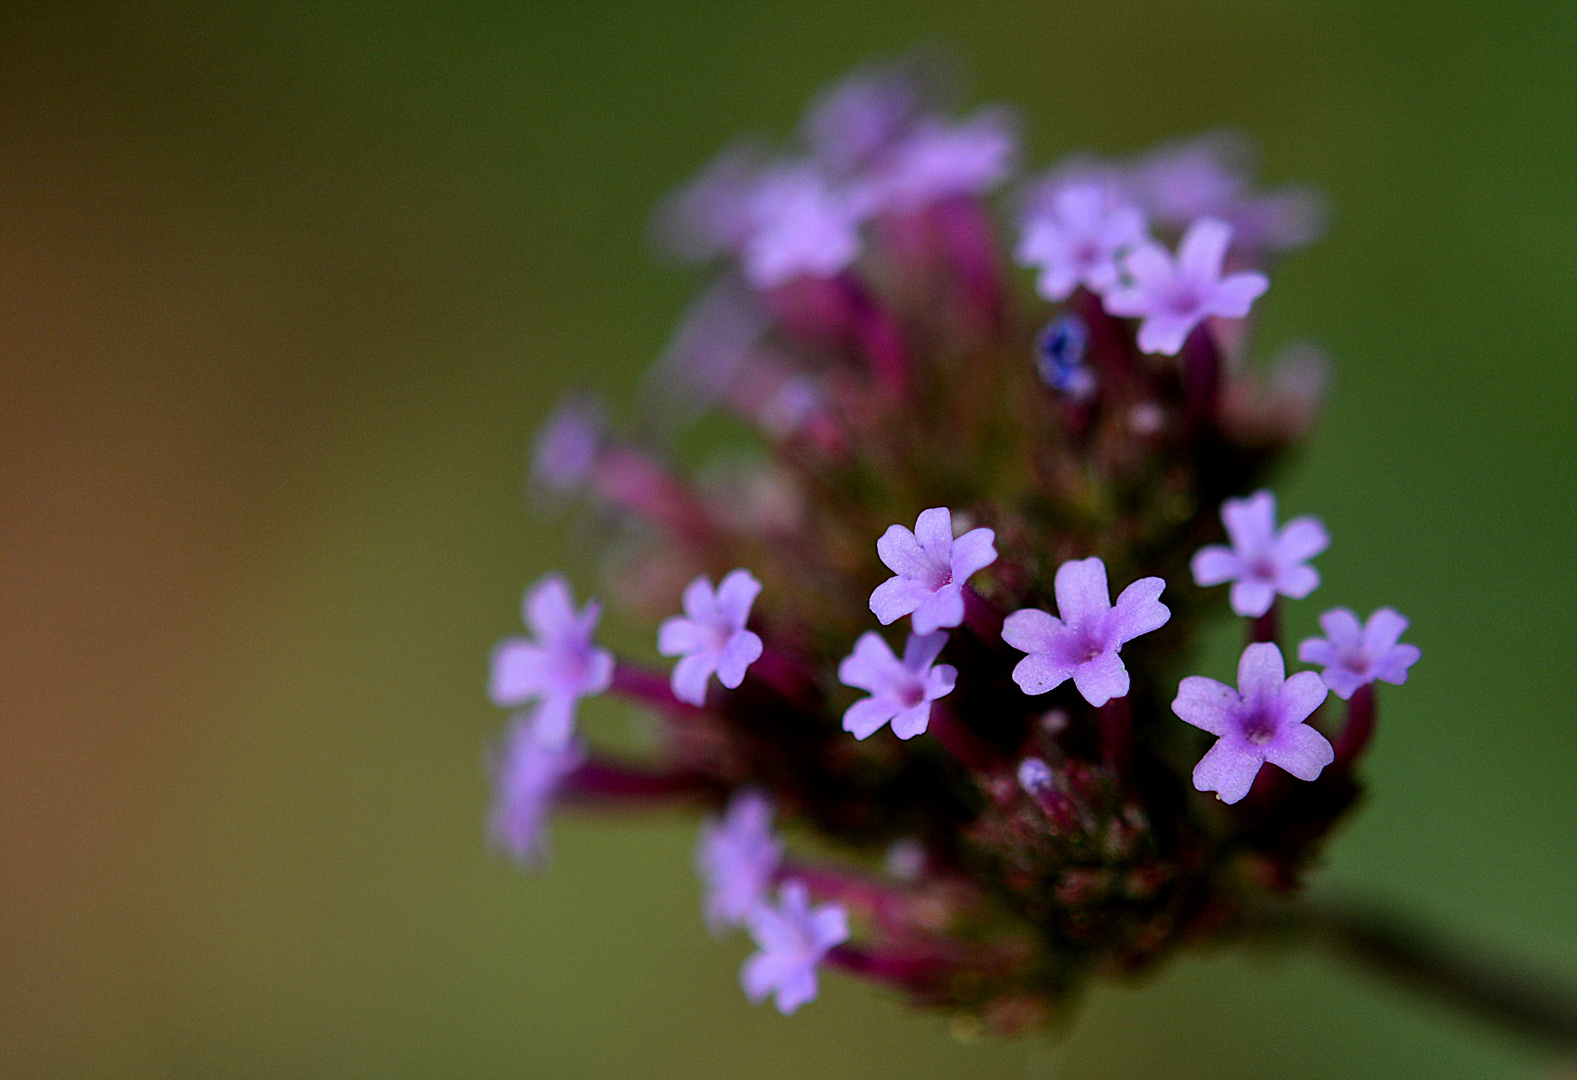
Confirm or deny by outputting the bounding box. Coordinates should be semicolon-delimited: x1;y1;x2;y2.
1335;683;1376;766
563;758;705;802
1181;322;1222;430
780;861;911;935
961;583;1003;641
1250;600;1280;645
610;661;704;718
1099;696;1131;775
593;449;714;546
927;702;1001;775
825;944;946;988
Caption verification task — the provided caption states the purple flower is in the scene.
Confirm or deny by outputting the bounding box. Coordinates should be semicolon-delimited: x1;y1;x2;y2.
696;788;783;931
1016;181;1149;301
741;880;850;1015
531;396;607;493
857;110;1017;215
488;712;585;865
1298;607;1422;700
1190;489;1329;618
800;54;936;178
1001;557;1171;707
869;507;998;633
658;569;765;706
738;163;865;290
1172;642;1333;804
1102;217;1269;355
489;576;615;749
838;630;956;740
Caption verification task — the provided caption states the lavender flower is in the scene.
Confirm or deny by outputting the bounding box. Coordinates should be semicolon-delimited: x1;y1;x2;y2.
741;880;850;1015
531;396;606;493
658;569;765;707
488;712;585;864
489;576;614;749
1102;217;1269;355
1001;557;1171;707
696;788;783;931
1172;642;1333;804
1298;607;1422;700
858;110;1017;215
1190;489;1329;617
838;630;956;740
737;163;866;289
1016;181;1149;301
869;507;997;634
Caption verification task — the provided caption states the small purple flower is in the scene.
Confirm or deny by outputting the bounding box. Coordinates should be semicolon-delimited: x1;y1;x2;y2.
1298;607;1422;700
869;507;998;634
488;712;585;865
531;396;606;493
1102;216;1269;356
800;54;936;178
1001;557;1171;708
658;569;766;706
696;788;783;931
741;880;850;1015
838;630;956;740
858;110;1017;214
1173;642;1332;804
738;163;865;290
489;576;615;749
1190;489;1329;618
1016;180;1149;301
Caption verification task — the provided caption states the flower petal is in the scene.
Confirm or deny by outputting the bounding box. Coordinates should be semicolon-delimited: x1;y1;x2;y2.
1136;312;1195;356
1192;737;1262;805
890;702;933;739
671;651;719;706
1296;636;1339;669
902;629;950;672
913;507;955;566
1011;652;1077;696
1237;642;1287;703
875;523;928;578
838;632;899;694
1222;491;1277;555
524;575;577;639
1072;649;1129;707
715;568;763;628
869;575;934;625
1000;608;1063;654
1172;676;1239;736
773;968;820;1015
489;640;547;706
1054;556;1112;623
1263;721;1334;782
911;583;965;633
1275;564;1320;601
1321;665;1369;701
1274;515;1330;565
715;629;764;689
1191;545;1242;587
843;696;901;739
1374;643;1421;686
682;574;719;623
1178;216;1233;281
1229;579;1277;618
1363;608;1409;655
1209;270;1268;317
1275;669;1329;727
1104;576;1170;646
657;616;704;657
1317;607;1364;650
950;527;998;579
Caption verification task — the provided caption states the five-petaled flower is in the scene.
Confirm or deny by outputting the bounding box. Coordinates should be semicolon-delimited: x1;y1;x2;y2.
1190;489;1329;618
741;880;850;1015
869;506;998;634
696;788;783;932
659;569;766;707
1102;216;1269;355
739;163;866;290
1172;641;1333;804
489;575;615;749
838;630;957;740
1016;181;1149;301
1298;607;1421;700
488;712;585;865
1001;557;1171;707
857;111;1016;214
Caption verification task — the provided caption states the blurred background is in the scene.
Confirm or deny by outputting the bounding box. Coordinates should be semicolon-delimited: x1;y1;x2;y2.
1;3;1574;1077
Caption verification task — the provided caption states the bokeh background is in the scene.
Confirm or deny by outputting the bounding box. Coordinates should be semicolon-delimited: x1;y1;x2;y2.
2;3;1574;1077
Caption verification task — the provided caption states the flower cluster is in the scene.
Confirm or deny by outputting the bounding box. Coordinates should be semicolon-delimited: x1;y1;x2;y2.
485;57;1417;1031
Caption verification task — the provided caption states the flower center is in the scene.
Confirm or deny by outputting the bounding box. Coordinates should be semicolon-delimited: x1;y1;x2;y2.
1166;284;1203;317
899;680;926;709
1241;709;1276;745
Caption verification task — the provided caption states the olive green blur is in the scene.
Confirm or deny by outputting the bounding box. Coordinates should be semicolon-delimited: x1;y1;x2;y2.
0;3;1572;1077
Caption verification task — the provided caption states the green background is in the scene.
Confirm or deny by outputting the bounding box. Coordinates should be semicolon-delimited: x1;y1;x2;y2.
1;3;1573;1077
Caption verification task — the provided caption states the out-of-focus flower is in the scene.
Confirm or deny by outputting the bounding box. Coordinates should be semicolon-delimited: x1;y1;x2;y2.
1103;217;1269;355
489;576;614;749
1034;314;1097;401
1299;607;1421;700
741;881;850;1015
488;712;585;864
870;507;998;634
531;396;607;493
696;788;783;931
1016;180;1148;301
838;630;957;740
658;570;765;706
1001;557;1170;707
1172;642;1333;804
1191;489;1329;617
857;110;1017;214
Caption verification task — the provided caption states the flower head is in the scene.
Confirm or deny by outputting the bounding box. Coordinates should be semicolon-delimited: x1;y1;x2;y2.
488;712;585;865
1001;557;1171;707
1016;180;1149;301
696;788;783;931
489;576;614;749
1298;607;1421;700
741;880;850;1015
1102;216;1269;355
838;630;956;740
1191;489;1329;617
1172;642;1333;804
869;507;997;633
658;569;765;706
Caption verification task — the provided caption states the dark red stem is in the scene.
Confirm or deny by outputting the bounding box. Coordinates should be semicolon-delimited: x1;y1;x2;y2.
1250;599;1280;644
1181;322;1222;431
1334;684;1376;767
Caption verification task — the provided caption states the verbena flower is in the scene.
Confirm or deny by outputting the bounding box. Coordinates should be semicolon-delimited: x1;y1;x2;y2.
488;576;614;749
658;569;765;706
1172;642;1333;804
1102;216;1269;355
741;881;850;1015
1001;557;1170;707
1191;488;1329;617
490;58;1418;1032
1299;607;1422;700
696;788;783;931
838;630;957;739
869;507;997;634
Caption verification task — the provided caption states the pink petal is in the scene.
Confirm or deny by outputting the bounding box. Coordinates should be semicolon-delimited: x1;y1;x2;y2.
810;905;850;950
1178;216;1232;281
742;951;794;1003
1222;491;1277;554
530;694;578;750
1237;642;1287;702
1275;564;1320;601
1276;669;1329;727
657;616;704;657
913;507;955;566
1229;579;1277;617
869;575;933;625
1136;312;1196;356
875;524;929;578
1296;636;1339;669
1072;649;1129;707
1208;271;1268;317
1193;737;1263;804
773;968;820;1015
524;575;577;639
1317;607;1364;650
1321;665;1369;701
950;527;998;580
1104;576;1170;646
1172;676;1239;736
1374;643;1421;686
1001;607;1063;655
671;651;718;706
890;702;933;739
1191;545;1243;587
902;629;950;672
489;640;547;706
1054;556;1112;624
911;583;964;633
1011;652;1077;696
1363;608;1409;655
1262;721;1334;782
682;574;720;623
715;568;763;628
843;696;900;740
1274;515;1330;564
715;630;763;688
838;632;899;694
